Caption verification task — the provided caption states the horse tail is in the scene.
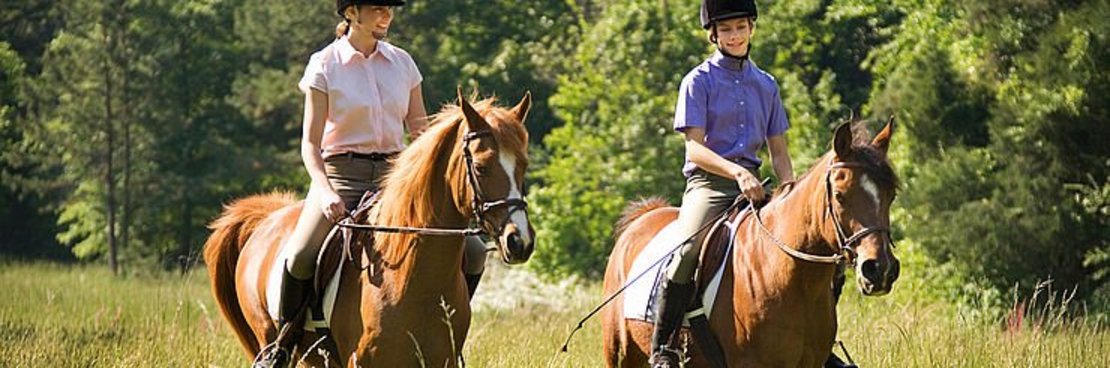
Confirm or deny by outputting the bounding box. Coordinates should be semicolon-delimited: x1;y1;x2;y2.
613;197;670;241
203;191;297;356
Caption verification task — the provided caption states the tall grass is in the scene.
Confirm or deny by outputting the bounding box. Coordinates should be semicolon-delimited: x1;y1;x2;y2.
0;261;1106;367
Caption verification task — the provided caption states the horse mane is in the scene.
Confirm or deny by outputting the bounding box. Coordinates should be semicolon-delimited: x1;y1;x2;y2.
374;96;528;264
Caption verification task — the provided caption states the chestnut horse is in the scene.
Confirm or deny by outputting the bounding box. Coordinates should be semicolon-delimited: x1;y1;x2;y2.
204;91;535;367
602;120;900;367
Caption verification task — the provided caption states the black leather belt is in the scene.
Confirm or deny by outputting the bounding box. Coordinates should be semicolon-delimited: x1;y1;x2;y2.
341;152;397;161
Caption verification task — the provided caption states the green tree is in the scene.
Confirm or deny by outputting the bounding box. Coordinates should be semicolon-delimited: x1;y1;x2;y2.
29;0;135;272
398;0;580;139
871;0;1109;310
0;41;67;259
123;0;255;268
529;0;704;278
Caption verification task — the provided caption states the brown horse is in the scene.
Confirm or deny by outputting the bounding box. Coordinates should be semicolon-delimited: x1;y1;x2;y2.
602;120;900;367
203;91;535;367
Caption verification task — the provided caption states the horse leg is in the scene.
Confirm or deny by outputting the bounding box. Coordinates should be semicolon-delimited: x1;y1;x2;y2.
622;320;653;368
824;265;858;368
601;296;623;367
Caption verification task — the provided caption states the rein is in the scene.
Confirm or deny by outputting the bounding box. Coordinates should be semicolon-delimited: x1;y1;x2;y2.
753;161;892;265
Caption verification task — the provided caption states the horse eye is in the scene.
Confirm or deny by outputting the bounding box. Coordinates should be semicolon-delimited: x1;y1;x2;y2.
834;192;846;203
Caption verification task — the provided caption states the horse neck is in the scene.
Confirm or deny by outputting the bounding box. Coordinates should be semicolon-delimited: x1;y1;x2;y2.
372;127;471;298
737;157;839;294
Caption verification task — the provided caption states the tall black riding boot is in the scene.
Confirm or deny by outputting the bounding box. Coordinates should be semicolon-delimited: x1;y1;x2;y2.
253;268;313;368
649;280;696;368
465;272;483;300
825;268;858;368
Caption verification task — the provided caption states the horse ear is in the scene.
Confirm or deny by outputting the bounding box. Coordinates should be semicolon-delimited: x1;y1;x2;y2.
871;115;895;153
457;86;489;131
511;91;532;125
833;121;854;159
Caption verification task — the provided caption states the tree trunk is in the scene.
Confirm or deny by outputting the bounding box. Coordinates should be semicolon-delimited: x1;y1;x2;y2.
119;5;132;255
103;26;118;276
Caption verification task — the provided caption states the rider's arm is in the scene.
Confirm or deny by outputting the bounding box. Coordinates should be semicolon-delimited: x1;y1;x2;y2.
684;127;757;181
405;84;429;140
301;89;334;193
766;135;795;182
765;86;793;182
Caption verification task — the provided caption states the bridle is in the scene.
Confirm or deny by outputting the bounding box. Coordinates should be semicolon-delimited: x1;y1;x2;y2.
753;161;892;265
336;129;527;238
461;130;529;236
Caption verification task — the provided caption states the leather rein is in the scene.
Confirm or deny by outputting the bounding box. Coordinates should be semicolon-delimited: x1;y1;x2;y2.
752;161;892;265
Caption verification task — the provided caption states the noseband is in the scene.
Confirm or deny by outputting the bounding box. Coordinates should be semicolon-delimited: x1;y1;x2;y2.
754;161;892;264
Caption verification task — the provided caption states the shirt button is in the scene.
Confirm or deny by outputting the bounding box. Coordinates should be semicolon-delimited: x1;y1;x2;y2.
734;80;739;84
740;101;745;106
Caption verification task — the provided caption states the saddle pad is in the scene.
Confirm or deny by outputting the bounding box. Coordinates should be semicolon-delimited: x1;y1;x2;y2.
621;218;738;324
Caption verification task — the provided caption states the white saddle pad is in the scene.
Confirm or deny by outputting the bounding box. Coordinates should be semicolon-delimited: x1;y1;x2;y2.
621;217;738;324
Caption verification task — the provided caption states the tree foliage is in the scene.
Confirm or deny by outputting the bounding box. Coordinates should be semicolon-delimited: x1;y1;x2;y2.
528;0;703;278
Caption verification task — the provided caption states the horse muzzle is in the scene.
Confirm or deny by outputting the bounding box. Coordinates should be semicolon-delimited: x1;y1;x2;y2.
498;222;533;264
856;256;900;296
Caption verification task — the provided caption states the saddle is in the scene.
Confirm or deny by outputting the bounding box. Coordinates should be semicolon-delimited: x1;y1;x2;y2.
306;190;382;329
692;200;749;298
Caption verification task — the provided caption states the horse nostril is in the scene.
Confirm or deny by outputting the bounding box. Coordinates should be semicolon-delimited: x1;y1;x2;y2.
507;233;523;255
861;259;881;282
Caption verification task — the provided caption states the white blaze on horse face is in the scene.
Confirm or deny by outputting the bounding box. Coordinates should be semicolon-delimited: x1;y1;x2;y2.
499;152;531;244
860;174;881;215
856;173;887;283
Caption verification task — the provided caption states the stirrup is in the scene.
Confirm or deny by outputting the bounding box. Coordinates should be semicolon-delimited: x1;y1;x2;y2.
649;346;683;368
252;340;291;368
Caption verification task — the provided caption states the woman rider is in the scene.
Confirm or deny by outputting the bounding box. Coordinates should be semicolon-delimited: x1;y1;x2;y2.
255;1;489;366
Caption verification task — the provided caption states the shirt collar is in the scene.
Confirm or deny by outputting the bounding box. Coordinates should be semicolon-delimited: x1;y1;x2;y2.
709;50;748;72
337;36;396;65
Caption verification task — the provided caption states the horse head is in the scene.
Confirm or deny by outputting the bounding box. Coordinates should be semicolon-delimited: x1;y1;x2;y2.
827;117;900;296
453;89;535;264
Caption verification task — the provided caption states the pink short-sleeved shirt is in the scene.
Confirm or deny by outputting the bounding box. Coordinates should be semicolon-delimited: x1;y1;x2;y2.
299;36;423;157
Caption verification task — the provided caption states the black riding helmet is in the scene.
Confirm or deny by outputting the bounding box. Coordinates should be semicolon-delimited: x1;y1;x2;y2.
337;0;405;18
700;0;758;29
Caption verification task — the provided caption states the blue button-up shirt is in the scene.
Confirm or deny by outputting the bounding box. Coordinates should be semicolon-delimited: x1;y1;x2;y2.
674;51;790;177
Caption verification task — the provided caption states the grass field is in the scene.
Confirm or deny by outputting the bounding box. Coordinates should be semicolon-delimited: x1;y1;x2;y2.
0;260;1107;367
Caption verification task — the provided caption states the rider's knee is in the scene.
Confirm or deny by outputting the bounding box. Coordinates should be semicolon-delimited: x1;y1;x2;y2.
462;236;487;274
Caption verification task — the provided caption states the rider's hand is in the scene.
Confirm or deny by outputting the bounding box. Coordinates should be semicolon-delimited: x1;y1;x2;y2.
733;169;765;204
319;189;348;223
